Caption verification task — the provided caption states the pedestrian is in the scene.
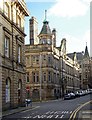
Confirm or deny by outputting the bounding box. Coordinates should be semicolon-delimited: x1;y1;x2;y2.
25;99;28;107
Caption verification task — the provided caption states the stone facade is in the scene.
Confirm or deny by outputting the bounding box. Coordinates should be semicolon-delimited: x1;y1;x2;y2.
68;46;92;90
0;1;29;110
80;47;92;89
25;16;80;101
81;58;90;89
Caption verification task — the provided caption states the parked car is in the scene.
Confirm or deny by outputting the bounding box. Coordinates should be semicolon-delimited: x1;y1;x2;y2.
75;89;92;98
76;90;85;97
64;93;71;100
87;89;92;94
69;92;76;98
64;92;75;100
75;91;80;97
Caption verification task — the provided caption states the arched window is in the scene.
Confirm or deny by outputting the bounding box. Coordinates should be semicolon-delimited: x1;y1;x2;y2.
6;78;10;103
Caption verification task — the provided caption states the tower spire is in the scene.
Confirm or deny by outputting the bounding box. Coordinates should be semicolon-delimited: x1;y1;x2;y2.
84;43;89;58
45;10;47;21
86;42;87;46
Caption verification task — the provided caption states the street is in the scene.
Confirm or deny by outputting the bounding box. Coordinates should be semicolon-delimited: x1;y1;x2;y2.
2;94;92;119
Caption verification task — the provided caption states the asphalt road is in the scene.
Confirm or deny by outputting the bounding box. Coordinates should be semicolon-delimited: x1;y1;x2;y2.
3;94;92;119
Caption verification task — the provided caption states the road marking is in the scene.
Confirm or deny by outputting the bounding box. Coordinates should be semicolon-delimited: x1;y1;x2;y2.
69;100;92;120
73;101;92;120
62;111;68;114
46;111;51;114
60;115;64;118
21;106;40;113
69;105;85;120
50;111;54;114
47;115;53;118
39;115;47;118
64;111;66;114
45;110;70;115
61;111;68;114
82;110;92;114
70;111;72;114
23;116;32;118
23;110;72;118
33;115;44;118
78;110;92;119
54;111;58;114
55;115;59;118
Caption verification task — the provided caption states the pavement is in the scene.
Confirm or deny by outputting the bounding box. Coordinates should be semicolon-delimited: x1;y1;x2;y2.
2;104;34;117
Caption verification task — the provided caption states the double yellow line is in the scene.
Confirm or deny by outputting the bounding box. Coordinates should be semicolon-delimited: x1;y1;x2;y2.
69;100;92;120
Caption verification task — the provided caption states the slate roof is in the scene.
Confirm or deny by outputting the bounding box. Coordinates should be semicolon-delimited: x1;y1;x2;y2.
84;45;89;58
39;20;51;35
67;52;84;61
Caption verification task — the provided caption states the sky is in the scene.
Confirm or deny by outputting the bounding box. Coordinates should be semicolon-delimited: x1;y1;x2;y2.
25;0;91;55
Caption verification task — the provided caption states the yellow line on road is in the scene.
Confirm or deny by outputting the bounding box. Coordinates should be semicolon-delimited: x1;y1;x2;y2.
69;100;92;120
69;105;81;120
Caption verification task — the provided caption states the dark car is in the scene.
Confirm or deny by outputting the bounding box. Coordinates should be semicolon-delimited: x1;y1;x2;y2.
64;93;75;100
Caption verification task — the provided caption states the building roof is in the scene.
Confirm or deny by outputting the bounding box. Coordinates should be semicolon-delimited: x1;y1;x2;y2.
84;45;89;58
67;52;84;61
39;20;51;35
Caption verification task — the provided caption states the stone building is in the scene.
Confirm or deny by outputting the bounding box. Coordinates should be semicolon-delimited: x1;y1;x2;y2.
81;45;92;89
25;15;80;101
67;45;92;90
88;57;92;88
0;0;29;110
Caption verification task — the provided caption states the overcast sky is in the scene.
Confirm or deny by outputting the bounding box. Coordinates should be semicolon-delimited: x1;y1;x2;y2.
25;0;91;55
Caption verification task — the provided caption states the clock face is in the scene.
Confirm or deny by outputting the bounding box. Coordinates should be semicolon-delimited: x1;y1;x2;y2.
47;39;51;44
42;39;46;44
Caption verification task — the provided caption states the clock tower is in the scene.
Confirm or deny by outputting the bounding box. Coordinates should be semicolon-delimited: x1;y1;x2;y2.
38;10;52;45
